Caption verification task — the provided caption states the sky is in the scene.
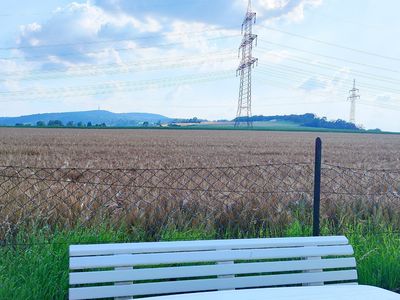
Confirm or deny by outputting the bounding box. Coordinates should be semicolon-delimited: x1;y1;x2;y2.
0;0;399;131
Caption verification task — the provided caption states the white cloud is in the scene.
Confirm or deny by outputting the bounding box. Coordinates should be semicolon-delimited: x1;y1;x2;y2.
0;59;34;92
16;1;240;74
19;22;42;37
283;0;322;22
165;21;236;53
16;1;164;67
15;0;321;75
259;0;291;10
236;0;323;23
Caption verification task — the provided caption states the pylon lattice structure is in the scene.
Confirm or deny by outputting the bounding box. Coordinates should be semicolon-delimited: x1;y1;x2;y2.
235;0;258;127
348;79;360;124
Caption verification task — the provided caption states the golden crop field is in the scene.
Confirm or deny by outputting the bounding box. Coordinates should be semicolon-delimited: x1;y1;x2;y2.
0;127;399;169
0;127;399;241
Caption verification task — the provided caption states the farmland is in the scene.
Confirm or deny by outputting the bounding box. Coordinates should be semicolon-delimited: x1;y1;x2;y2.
0;127;399;168
0;127;400;298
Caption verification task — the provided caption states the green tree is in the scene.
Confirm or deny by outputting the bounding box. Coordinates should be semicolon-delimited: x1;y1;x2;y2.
36;121;46;127
47;120;63;127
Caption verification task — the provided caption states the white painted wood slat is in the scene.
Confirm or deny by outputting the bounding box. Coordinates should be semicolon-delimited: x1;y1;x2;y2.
70;245;353;269
70;257;356;285
69;236;358;299
69;270;358;300
70;236;349;257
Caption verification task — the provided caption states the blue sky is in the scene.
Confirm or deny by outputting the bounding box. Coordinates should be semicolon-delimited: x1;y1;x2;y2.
0;0;399;131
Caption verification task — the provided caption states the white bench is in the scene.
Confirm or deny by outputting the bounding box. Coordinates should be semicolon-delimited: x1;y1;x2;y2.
69;236;358;300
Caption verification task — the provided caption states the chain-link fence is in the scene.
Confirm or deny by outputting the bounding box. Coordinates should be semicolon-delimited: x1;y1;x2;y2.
0;158;400;246
320;164;400;232
0;163;316;244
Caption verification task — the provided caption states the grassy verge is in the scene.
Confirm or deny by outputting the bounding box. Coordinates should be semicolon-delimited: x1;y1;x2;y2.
1;223;399;299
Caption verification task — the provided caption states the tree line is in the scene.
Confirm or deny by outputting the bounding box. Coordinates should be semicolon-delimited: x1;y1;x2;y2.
16;120;107;127
235;113;363;131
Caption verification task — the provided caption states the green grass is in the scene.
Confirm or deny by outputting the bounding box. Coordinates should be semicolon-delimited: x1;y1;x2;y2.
1;223;399;299
349;230;400;290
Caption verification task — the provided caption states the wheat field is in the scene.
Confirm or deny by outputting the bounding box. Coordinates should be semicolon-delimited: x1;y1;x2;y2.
0;128;399;169
0;127;399;240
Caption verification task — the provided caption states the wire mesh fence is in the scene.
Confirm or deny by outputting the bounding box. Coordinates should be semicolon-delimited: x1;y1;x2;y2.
320;164;400;233
0;161;399;246
0;163;316;245
321;164;400;197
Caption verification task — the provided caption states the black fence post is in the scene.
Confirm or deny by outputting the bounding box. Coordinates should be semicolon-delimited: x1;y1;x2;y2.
313;137;322;236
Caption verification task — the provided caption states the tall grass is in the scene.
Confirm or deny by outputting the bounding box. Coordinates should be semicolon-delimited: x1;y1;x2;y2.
1;222;399;299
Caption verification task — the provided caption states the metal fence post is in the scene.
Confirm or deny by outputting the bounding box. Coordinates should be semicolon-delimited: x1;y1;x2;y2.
313;137;322;236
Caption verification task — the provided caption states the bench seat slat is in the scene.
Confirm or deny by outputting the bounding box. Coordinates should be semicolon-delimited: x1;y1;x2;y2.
70;257;356;284
69;270;358;300
70;245;354;269
70;236;349;256
69;236;358;299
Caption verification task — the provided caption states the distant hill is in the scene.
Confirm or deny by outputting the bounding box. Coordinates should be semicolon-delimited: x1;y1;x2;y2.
0;110;172;127
1;111;382;132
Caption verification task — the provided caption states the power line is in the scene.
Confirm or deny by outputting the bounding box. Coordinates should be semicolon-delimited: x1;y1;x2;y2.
317;12;387;32
254;73;353;100
5;42;399;89
0;35;238;61
0;28;238;51
261;62;400;94
258;40;400;74
0;70;235;100
257;65;343;89
358;101;400;112
257;25;400;62
0;0;215;17
0;59;235;82
255;73;400;112
0;51;237;81
0;70;233;95
255;67;400;102
255;76;400;112
0;13;45;17
257;46;400;85
255;66;353;92
257;63;400;95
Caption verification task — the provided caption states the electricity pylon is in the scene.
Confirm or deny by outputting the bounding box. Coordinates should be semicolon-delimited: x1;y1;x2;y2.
234;0;258;128
348;79;360;124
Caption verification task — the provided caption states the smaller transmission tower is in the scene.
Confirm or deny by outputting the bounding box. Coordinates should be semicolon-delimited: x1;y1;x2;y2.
347;79;360;124
235;0;258;127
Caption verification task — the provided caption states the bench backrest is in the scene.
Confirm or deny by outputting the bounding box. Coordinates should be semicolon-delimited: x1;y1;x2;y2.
69;236;357;300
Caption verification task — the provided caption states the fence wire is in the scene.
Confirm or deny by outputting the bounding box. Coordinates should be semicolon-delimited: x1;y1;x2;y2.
1;162;400;245
0;163;315;244
320;163;400;232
